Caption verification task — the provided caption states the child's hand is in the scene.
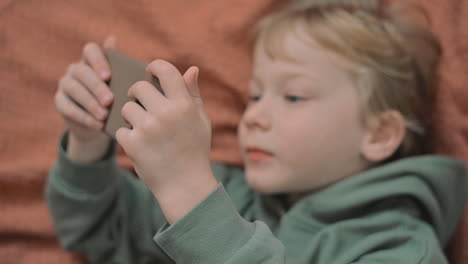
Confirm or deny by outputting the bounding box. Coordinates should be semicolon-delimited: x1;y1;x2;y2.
115;60;217;223
54;36;116;143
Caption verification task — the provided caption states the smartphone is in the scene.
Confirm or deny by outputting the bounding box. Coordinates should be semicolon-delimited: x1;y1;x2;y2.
103;49;163;139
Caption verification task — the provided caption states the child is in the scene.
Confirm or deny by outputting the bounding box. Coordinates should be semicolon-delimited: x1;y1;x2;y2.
46;0;467;263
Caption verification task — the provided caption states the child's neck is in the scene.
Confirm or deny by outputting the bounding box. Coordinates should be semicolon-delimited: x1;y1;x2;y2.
285;193;304;208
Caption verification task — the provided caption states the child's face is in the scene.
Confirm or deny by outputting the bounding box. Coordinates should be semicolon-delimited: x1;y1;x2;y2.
238;28;370;194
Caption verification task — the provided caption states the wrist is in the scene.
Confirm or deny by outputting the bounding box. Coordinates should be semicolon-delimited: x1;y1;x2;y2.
67;132;113;164
153;164;218;224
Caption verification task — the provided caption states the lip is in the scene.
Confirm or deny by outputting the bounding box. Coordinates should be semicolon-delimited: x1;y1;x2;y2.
246;147;273;162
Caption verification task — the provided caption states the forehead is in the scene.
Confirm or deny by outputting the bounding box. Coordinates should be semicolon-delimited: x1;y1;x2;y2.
253;22;354;82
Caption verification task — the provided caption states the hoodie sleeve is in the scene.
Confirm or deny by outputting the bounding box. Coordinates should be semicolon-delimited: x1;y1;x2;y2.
154;184;286;264
153;190;448;264
45;132;172;263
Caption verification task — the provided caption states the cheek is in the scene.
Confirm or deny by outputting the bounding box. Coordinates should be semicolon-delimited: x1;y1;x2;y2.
273;115;320;167
237;121;250;162
237;122;246;146
316;95;364;141
277;104;363;167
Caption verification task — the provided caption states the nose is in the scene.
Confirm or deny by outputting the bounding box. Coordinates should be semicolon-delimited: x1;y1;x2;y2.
241;99;271;131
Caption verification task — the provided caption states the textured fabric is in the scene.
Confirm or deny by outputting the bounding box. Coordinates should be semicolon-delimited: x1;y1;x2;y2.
1;0;468;263
46;132;467;263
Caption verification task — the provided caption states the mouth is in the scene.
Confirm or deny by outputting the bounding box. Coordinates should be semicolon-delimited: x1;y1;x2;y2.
245;147;274;162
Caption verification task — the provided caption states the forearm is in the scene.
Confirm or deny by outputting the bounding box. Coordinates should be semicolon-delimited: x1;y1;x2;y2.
67;132;113;163
45;132;171;262
46;132;122;249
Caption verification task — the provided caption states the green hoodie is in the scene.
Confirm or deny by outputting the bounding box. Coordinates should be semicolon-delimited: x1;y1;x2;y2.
46;132;467;264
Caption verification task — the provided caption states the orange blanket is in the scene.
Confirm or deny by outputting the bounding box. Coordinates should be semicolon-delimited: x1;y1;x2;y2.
0;0;466;263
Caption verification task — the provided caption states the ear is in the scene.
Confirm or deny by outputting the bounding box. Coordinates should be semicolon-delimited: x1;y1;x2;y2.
361;110;406;163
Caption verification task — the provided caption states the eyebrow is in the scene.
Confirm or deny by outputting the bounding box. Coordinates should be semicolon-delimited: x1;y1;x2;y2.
277;73;308;89
251;72;310;90
284;76;319;94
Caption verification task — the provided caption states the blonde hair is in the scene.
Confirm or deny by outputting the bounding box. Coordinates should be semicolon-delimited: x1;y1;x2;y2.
254;0;441;159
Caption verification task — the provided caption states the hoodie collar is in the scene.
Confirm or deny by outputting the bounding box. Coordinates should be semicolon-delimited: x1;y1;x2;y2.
286;155;467;246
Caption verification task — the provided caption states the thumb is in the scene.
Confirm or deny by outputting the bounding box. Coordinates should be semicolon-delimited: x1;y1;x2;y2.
103;35;118;50
183;66;204;108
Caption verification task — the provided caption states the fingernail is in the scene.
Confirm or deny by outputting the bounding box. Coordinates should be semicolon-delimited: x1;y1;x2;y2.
101;71;110;79
102;94;113;104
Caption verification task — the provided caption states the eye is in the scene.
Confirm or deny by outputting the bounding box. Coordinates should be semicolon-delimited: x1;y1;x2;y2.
249;94;261;102
285;95;304;103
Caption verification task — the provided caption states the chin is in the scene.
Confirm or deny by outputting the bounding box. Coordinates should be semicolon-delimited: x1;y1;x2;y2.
245;171;283;194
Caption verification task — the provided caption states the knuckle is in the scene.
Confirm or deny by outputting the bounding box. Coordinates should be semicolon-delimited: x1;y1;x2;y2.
64;82;79;100
158;107;171;120
90;76;102;89
71;63;85;77
82;42;98;56
89;101;101;113
129;82;140;93
115;130;134;155
115;128;124;142
150;59;174;74
97;60;108;71
67;63;78;74
141;116;155;132
129;81;148;97
63;77;75;92
66;63;76;73
133;81;147;91
83;115;95;127
158;61;174;73
128;83;137;95
121;102;131;115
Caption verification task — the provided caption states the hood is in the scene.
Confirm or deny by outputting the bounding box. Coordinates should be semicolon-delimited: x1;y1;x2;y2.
291;155;467;246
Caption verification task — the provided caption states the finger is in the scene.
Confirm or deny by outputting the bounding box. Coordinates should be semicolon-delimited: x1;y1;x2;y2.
145;60;190;101
121;101;147;128
70;63;113;106
55;91;103;130
182;66;204;109
60;76;108;121
103;35;117;50
182;66;201;97
82;42;111;81
127;81;165;113
115;127;133;154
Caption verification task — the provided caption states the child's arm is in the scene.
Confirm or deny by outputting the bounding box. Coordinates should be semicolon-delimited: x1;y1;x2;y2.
115;60;218;225
113;60;287;263
47;39;176;262
45;132;173;263
153;184;286;263
54;38;116;161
